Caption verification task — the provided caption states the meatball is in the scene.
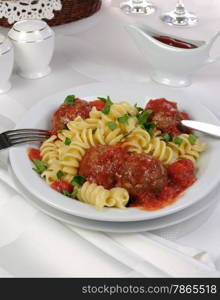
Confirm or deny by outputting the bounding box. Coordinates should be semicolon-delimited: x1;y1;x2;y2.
79;145;129;189
51;98;92;134
146;98;191;136
116;153;167;199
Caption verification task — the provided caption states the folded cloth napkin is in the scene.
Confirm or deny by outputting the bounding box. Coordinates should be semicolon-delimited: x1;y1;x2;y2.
0;112;220;278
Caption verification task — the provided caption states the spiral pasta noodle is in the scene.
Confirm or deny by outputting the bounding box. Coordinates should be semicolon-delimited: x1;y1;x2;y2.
40;135;59;163
41;160;62;184
58;140;88;182
40;135;63;184
168;134;206;164
122;127;152;153
77;181;129;210
146;137;177;164
89;102;137;125
108;102;137;120
108;187;129;209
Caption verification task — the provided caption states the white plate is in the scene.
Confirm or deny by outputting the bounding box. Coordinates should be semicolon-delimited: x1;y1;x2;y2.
10;164;219;234
9;82;220;222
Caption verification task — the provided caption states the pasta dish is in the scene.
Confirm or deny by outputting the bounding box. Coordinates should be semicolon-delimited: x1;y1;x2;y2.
28;96;206;211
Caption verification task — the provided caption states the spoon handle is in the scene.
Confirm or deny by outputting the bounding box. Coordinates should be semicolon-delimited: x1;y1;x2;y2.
181;120;220;138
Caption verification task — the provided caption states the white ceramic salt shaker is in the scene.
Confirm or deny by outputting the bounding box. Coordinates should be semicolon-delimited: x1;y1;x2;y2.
0;33;14;94
8;19;54;79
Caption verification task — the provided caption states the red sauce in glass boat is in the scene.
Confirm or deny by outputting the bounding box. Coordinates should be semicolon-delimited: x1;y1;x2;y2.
153;35;197;49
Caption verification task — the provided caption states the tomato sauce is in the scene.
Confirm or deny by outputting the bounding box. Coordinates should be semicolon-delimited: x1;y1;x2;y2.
51;180;73;194
154;35;197;49
90;100;106;111
28;147;42;161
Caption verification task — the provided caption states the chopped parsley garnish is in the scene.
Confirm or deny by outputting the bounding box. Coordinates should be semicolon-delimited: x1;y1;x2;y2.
62;189;78;198
188;134;198;145
118;113;130;125
134;103;144;113
143;122;156;137
174;136;183;146
108;121;117;131
64;95;76;105
98;96;113;115
136;109;155;136
102;105;110;115
161;133;172;143
65;137;71;146
97;96;113;104
32;159;48;175
56;170;64;180
57;129;64;133
71;175;85;186
137;109;152;126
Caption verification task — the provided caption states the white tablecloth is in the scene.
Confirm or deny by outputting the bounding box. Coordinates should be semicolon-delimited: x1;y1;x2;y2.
1;0;220;277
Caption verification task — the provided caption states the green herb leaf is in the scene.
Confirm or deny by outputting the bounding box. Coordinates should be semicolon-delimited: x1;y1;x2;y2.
71;175;85;186
137;110;152;126
57;129;64;133
72;189;78;198
97;97;107;103
98;96;113;105
142;122;156;137
99;96;113;115
174;136;183;146
32;168;41;175
134;103;144;113
56;170;64;180
108;121;117;131
118;114;130;125
161;133;172;143
188;134;198;145
62;189;78;198
64;95;76;105
65;137;71;146
102;105;111;115
62;190;70;197
33;159;48;175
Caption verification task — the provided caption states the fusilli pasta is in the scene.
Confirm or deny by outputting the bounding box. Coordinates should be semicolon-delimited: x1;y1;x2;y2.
77;181;129;210
168;134;206;164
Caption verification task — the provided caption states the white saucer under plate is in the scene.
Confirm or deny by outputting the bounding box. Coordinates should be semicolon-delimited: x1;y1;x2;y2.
10;165;220;236
9;82;220;222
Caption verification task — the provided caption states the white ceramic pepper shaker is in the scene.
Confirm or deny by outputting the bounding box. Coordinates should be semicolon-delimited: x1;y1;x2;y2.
0;33;14;94
8;19;54;79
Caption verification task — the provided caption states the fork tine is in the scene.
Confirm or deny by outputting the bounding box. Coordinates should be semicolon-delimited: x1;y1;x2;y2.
4;129;50;136
8;133;50;141
10;137;48;146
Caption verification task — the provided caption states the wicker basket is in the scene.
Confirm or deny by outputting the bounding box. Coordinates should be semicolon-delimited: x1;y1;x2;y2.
0;0;102;27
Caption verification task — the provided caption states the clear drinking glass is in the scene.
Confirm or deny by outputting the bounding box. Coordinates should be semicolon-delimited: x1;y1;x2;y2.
120;0;156;15
160;1;198;27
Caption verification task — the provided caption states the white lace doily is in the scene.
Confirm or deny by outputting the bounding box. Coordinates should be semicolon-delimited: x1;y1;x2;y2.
0;0;62;24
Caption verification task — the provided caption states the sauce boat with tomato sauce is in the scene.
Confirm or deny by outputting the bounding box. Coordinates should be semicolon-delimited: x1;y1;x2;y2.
126;23;220;87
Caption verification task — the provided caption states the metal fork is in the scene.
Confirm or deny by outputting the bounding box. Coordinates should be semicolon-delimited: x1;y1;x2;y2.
0;129;50;150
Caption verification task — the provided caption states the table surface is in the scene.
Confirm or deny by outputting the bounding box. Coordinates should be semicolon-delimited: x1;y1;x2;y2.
1;0;220;276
